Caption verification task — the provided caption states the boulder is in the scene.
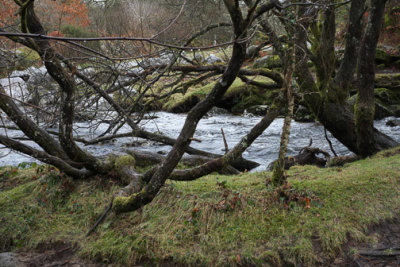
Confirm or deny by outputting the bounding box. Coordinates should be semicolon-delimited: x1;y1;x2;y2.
293;105;315;122
386;119;400;127
348;90;400;120
207;106;231;116
193;53;204;63
375;48;400;68
374;87;400;105
205;54;222;64
246;45;259;59
375;73;400;91
253;55;281;69
246;105;269;116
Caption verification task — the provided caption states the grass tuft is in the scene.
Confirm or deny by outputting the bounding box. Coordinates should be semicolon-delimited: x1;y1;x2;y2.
1;147;400;266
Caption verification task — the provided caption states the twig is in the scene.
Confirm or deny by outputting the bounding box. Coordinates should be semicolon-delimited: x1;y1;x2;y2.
221;128;229;154
324;127;338;157
86;197;114;237
0;92;53;115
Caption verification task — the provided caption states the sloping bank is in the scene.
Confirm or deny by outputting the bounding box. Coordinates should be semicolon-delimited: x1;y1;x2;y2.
1;147;400;266
160;72;400;122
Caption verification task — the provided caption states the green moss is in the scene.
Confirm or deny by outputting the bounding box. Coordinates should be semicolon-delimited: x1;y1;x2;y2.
252;55;281;69
375;48;392;64
163;77;274;113
1;149;400;265
113;193;138;212
374;87;400;104
114;155;136;170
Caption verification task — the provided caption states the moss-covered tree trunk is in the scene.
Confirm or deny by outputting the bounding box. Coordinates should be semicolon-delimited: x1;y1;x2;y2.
355;0;388;157
272;43;295;186
292;0;397;156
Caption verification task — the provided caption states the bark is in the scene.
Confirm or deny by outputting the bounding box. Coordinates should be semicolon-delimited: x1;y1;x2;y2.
334;0;366;93
112;0;279;213
0;84;72;163
293;3;398;155
268;147;330;170
272;40;295;186
18;0;110;173
0;134;89;178
355;0;387;157
312;5;336;93
126;150;259;171
162;93;284;182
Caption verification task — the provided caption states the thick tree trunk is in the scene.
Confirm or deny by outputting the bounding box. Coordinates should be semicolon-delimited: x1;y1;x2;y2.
22;0;110;173
293;2;398;155
355;0;387;157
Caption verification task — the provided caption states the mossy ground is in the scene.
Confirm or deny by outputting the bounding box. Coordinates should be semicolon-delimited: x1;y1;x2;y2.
1;148;400;266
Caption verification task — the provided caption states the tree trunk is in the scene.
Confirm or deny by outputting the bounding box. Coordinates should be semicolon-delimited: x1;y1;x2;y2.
293;2;398;156
355;0;387;157
272;42;295;186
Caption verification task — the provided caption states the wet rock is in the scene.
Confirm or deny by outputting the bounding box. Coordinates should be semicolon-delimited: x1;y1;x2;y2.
294;105;314;122
205;54;222;64
207;107;230;116
375;48;400;68
374;73;400;90
348;94;400;120
246;105;269;116
246;45;259;59
253;55;281;69
386;119;400;127
0;252;25;267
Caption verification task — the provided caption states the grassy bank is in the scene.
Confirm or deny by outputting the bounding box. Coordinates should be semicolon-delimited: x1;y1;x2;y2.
1;147;400;266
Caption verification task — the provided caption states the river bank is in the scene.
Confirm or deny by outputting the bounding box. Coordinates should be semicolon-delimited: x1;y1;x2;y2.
1;146;400;266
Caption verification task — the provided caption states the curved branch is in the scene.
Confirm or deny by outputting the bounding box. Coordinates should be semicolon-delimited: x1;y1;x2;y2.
167;93;284;181
0;134;90;179
0;85;84;168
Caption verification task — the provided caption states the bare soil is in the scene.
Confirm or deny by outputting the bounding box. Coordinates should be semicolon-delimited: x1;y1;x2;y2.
5;216;400;266
12;241;114;267
337;216;400;267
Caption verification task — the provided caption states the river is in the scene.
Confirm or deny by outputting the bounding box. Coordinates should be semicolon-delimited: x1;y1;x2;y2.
1;110;399;171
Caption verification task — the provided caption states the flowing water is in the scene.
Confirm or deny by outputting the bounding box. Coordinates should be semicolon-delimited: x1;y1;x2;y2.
1;66;400;171
1;110;399;171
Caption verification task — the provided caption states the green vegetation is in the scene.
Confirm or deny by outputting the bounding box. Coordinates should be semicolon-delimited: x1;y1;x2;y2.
1;147;400;265
163;76;275;113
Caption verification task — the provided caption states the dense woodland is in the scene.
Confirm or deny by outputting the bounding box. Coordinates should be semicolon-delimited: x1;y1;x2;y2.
1;0;400;265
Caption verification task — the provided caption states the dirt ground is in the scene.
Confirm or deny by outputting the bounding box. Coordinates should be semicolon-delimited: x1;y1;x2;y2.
338;216;400;267
3;241;114;267
2;216;400;266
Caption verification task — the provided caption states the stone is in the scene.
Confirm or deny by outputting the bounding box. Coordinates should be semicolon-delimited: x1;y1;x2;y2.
193;53;204;62
246;45;259;59
386;119;400;127
294;105;314;122
207;106;230;116
374;88;400;105
245;105;269;116
205;54;222;64
253;55;281;69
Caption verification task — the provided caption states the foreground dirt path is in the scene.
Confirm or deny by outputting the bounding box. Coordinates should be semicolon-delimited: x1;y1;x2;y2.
1;217;399;266
0;241;114;267
340;216;400;267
